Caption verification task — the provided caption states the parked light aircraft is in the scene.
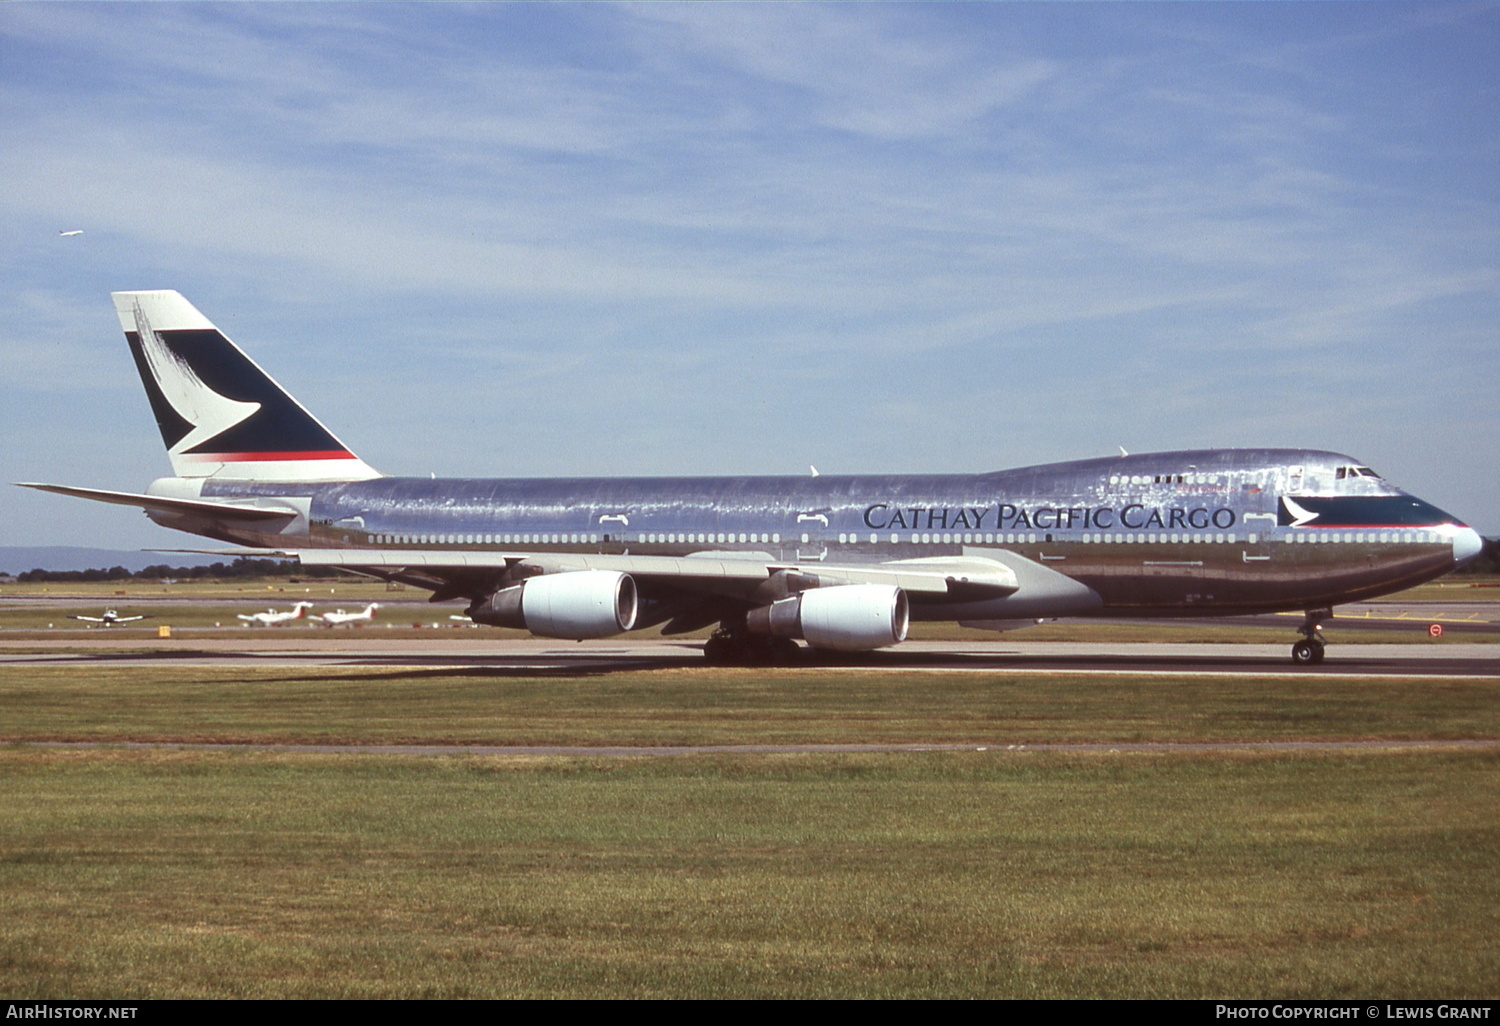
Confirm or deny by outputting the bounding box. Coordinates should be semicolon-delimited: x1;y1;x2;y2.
68;609;148;627
311;603;380;627
19;291;1485;665
237;601;313;627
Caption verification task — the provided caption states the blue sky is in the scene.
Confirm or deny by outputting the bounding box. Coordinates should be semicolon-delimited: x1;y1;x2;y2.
2;1;1497;550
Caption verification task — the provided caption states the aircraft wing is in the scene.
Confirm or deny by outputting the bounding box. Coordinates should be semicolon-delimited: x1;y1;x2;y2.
173;547;1019;604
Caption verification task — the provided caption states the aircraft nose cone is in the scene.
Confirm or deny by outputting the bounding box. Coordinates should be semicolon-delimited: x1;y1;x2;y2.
1451;526;1484;565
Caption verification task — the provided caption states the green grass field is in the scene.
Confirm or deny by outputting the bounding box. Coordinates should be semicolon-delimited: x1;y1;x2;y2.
1;666;1497;746
0;664;1496;998
1;746;1495;999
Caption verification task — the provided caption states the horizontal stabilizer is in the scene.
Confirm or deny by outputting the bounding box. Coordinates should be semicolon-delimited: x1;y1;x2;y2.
15;483;302;521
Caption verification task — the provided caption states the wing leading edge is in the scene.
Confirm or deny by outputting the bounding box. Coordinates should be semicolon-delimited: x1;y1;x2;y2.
171;546;1021;603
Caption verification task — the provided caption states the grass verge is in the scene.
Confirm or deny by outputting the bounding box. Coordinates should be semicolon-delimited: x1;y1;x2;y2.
0;747;1496;998
1;665;1497;746
1;663;1494;998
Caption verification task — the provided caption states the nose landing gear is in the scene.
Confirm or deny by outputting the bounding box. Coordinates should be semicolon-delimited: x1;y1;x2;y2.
1291;608;1331;665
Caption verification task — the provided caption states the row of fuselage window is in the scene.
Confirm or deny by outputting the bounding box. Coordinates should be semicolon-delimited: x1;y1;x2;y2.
367;529;1444;548
1282;529;1438;544
1109;473;1222;486
371;532;778;547
838;530;1441;545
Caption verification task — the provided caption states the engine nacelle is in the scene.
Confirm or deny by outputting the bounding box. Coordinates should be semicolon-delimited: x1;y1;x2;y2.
745;584;908;652
469;570;638;640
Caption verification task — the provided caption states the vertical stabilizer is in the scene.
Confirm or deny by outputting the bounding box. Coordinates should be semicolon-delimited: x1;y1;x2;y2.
113;291;381;482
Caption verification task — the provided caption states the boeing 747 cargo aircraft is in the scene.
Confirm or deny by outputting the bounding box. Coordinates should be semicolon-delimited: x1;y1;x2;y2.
20;292;1484;665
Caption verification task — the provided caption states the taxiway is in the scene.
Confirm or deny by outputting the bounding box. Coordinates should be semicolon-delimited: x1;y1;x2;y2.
0;635;1495;677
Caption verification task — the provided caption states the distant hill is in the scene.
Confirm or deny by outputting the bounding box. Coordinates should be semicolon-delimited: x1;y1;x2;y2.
0;547;221;575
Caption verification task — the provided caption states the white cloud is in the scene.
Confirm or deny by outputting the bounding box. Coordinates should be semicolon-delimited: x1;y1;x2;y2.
625;3;1058;140
0;2;1495;538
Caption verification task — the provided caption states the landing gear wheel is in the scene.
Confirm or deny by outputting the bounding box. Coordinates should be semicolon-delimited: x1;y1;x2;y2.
1291;639;1325;665
703;629;801;666
703;632;734;666
770;637;801;666
1291;608;1331;666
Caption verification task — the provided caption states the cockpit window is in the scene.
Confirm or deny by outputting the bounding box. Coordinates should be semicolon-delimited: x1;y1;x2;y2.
1337;466;1382;480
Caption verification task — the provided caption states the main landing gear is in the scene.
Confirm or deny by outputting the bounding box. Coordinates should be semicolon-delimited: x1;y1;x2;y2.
703;626;801;666
1291;608;1331;665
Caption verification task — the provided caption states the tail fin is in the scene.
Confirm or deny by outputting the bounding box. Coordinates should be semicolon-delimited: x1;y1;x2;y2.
113;291;381;482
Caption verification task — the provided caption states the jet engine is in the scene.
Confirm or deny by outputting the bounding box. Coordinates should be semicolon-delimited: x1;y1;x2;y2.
745;584;908;652
468;570;638;640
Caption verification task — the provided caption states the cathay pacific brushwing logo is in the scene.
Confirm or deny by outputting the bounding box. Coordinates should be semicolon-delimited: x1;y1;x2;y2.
1281;496;1320;527
132;301;260;455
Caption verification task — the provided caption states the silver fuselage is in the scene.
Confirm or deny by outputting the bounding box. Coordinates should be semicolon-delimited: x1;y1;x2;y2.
144;447;1476;619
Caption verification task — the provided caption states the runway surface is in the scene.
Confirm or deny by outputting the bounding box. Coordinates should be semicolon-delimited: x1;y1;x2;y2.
24;738;1500;758
1;635;1496;676
6;633;1494;758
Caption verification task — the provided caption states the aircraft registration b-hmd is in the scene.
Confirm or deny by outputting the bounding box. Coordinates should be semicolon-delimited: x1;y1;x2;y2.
19;291;1485;665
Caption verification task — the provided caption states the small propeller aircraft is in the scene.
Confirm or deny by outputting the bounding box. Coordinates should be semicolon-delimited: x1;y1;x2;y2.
311;603;380;627
236;601;314;627
68;609;149;627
